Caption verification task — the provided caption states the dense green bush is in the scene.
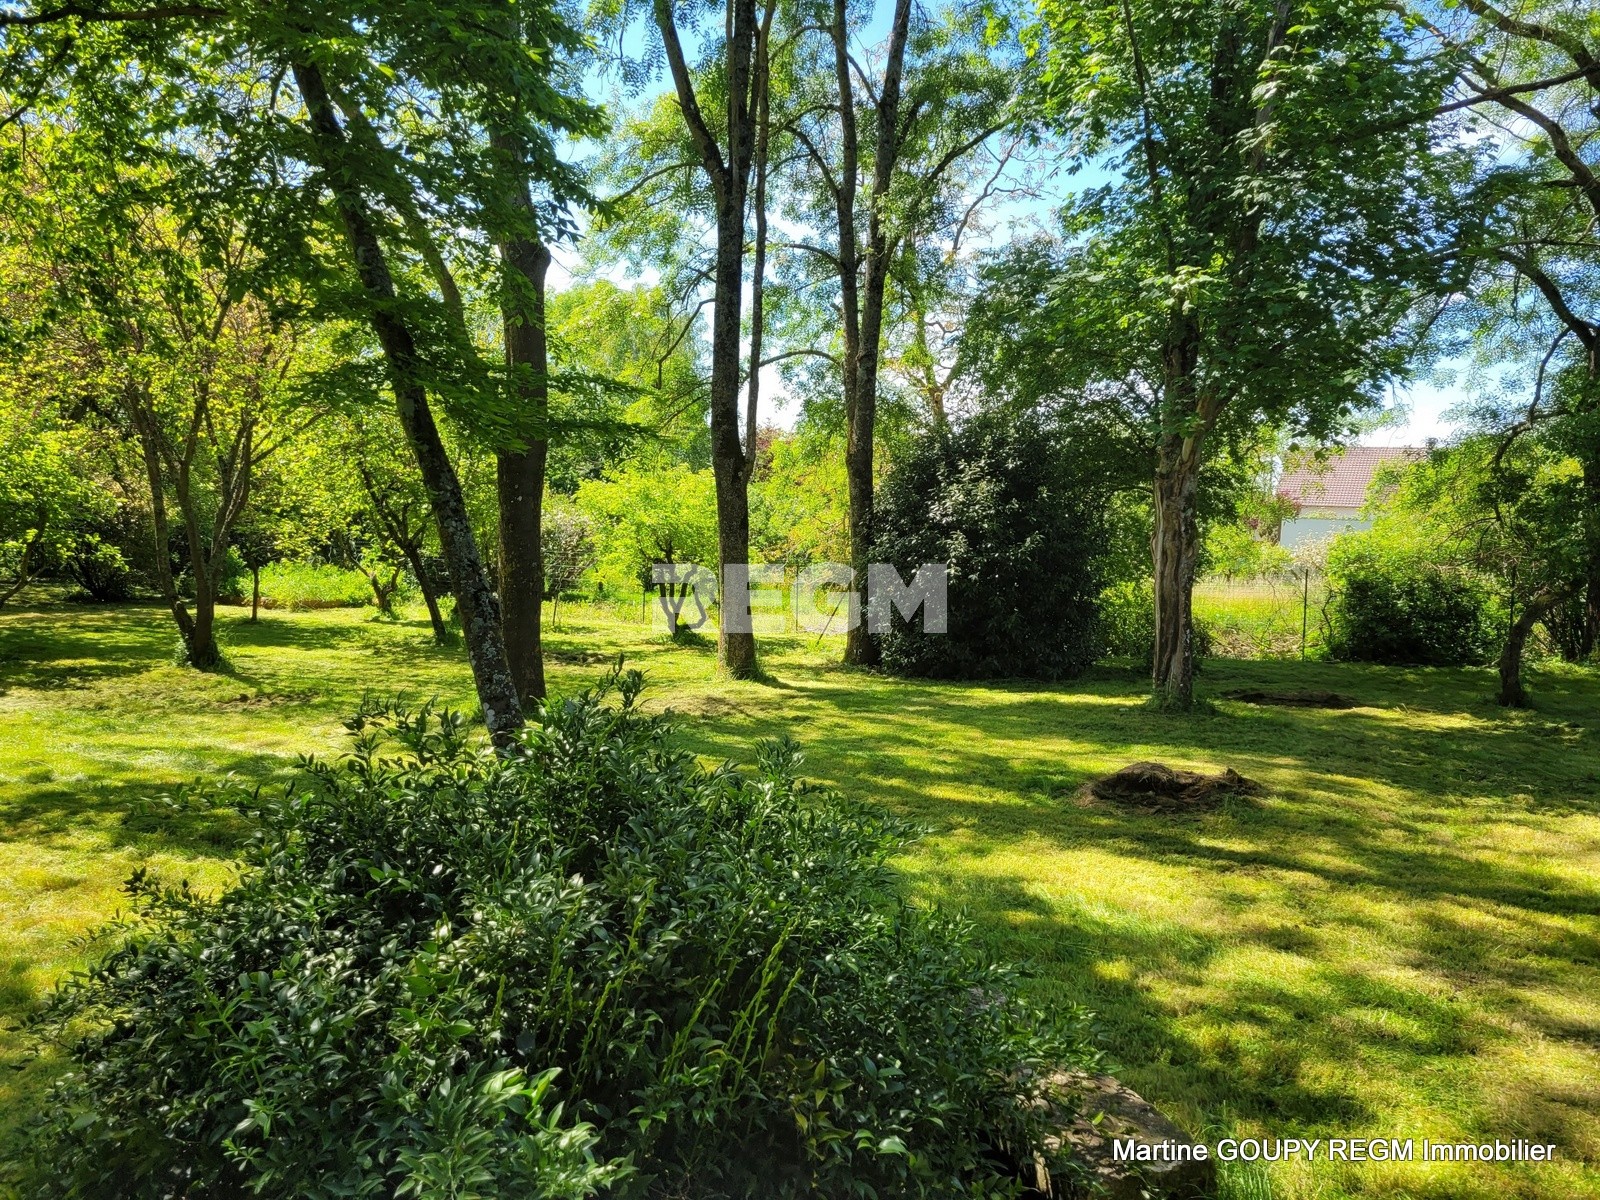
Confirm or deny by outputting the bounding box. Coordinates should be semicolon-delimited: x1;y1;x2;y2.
871;413;1106;680
1096;580;1212;667
1325;536;1497;666
26;670;1088;1199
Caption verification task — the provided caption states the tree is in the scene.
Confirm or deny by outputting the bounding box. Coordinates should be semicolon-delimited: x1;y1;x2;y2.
773;0;1034;665
600;0;775;677
481;12;605;705
277;408;463;643
1419;0;1600;658
540;498;596;627
1387;435;1586;705
1029;0;1459;705
576;460;719;630
0;129;308;665
1;0;605;734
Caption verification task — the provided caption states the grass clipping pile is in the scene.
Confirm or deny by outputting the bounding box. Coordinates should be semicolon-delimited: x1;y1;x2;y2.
1081;761;1263;814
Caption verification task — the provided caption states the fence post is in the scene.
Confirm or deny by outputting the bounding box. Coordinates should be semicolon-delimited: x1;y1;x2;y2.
1301;567;1310;661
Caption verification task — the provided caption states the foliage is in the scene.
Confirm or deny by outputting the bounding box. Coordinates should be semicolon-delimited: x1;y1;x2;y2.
575;461;719;595
1203;524;1293;582
0;392;109;606
545;281;708;487
872;412;1106;679
1098;579;1213;668
24;671;1084;1198
1325;534;1498;666
252;562;379;610
750;429;851;571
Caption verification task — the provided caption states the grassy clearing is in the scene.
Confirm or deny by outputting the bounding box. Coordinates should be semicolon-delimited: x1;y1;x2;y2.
2;597;1598;1199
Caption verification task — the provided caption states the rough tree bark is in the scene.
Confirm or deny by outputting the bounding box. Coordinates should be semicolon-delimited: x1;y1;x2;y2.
653;0;764;678
491;125;552;706
1150;425;1205;707
293;60;523;740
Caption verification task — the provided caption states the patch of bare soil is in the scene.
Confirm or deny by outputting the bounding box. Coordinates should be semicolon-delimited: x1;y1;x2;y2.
1081;761;1262;813
1221;688;1361;709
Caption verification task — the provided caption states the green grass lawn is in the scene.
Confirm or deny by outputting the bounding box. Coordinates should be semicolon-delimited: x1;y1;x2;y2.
3;597;1598;1199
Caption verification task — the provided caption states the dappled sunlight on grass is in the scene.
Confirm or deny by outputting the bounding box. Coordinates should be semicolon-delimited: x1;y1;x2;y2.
1;596;1598;1197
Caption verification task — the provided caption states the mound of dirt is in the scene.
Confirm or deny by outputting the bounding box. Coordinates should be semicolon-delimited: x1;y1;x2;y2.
1221;688;1361;709
1083;761;1262;813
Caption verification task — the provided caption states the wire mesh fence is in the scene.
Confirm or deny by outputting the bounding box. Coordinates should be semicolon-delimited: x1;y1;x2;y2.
1193;571;1331;660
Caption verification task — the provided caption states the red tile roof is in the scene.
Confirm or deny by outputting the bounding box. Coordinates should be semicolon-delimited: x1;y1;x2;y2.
1277;446;1422;510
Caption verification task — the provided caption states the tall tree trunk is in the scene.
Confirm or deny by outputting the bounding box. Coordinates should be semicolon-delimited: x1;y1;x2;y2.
492;126;551;706
710;207;759;677
654;0;762;680
293;60;523;741
1151;436;1203;707
250;565;260;622
1500;585;1572;707
838;0;910;667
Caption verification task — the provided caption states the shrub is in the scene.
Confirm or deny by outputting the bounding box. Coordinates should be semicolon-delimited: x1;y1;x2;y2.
1096;579;1213;668
62;534;138;602
25;671;1089;1199
871;412;1106;680
542;501;597;599
1325;535;1497;666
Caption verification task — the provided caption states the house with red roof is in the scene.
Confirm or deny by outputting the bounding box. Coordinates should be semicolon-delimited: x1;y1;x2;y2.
1275;446;1423;549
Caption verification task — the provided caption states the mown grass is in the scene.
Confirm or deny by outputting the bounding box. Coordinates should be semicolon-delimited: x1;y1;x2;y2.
2;595;1598;1199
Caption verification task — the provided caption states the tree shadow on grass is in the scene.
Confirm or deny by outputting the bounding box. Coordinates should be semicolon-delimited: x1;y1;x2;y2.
0;604;177;693
660;653;1600;1158
0;750;284;860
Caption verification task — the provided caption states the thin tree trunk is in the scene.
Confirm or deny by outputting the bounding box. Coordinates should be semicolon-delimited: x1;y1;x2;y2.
0;514;47;607
653;0;761;680
492;123;551;706
1500;585;1571;707
709;210;759;677
1151;437;1203;707
1582;444;1600;659
293;59;523;741
402;542;450;644
839;0;910;668
132;405;195;646
251;566;260;621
